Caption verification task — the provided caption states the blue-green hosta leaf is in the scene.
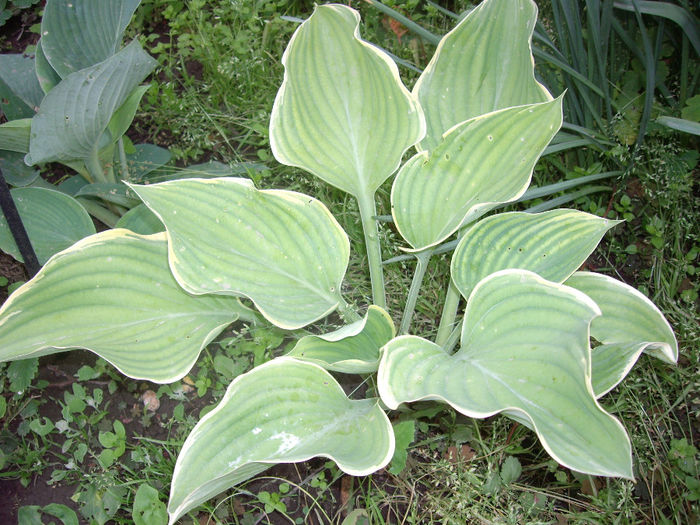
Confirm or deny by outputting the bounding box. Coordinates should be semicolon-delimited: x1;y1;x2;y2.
115;204;164;235
286;305;395;373
0;230;244;383
129;177;349;330
35;40;61;94
0;54;44;112
115;143;172;182
565;272;678;397
269;4;424;197
378;270;633;478
106;84;149;143
392;98;562;251
0;150;40;187
414;0;551;151
168;357;393;524
75;182;140;207
0;187;95;265
40;0;142;78
26;40;156;165
0;119;31;153
451;210;620;298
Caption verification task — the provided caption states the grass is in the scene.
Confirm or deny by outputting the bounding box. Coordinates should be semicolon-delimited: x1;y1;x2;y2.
0;0;698;523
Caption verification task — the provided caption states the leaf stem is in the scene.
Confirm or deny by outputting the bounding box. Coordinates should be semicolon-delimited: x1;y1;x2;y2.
443;323;461;354
356;190;386;309
399;248;433;335
117;137;130;181
86;147;107;184
75;198;120;228
435;279;461;347
338;296;362;323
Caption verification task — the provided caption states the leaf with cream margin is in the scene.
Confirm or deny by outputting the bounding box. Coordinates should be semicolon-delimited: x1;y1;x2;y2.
392;98;562;251
167;357;393;524
565;272;678;397
287;305;395;373
269;4;424;197
414;0;551;151
128;177;349;330
40;0;141;78
378;270;633;478
26;40;156;165
0;230;248;383
451;209;620;298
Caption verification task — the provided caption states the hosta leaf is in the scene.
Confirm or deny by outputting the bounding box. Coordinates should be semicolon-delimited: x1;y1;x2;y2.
0;230;244;383
392;98;562;251
414;0;551;151
0;187;95;265
75;182;140;207
565;272;678;396
0;54;44;112
0;119;32;153
41;0;141;78
26;40;156;165
378;270;633;478
115;204;164;235
129;177;349;330
168;357;393;524
35;40;61;94
286;305;395;373
115;143;172;182
451;210;620;298
106;85;149;143
269;4;424;197
0;150;40;187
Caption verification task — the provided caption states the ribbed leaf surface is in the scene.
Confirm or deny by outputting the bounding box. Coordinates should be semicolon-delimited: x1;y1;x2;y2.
168;357;393;524
129;178;349;330
41;0;141;78
26;40;156;165
414;0;551;151
35;40;61;94
565;272;678;396
287;305;395;373
0;54;44;111
0;187;95;265
269;4;424;197
378;270;633;478
451;210;619;298
392;99;562;251
0;119;31;153
0;230;242;383
115;204;164;235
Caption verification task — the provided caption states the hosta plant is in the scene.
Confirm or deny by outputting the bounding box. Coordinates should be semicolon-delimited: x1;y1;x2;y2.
0;1;679;523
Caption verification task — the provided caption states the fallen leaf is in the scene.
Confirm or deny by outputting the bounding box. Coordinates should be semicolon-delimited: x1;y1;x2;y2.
141;390;160;412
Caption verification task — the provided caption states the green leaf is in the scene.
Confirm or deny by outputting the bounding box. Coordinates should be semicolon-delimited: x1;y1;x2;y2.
500;456;522;485
414;0;551;151
451;209;619;298
41;503;79;525
286;305;395;373
17;506;43;525
0;230;245;383
116;143;172;182
0;150;39;187
656;116;700;136
7;357;38;392
0;187;96;265
129;177;349;330
269;4;424;197
133;483;168;525
106;85;150;143
0;119;31;153
388;419;415;475
167;357;394;524
40;0;142;78
392;98;563;251
35;40;61;94
564;272;678;396
75;182;141;207
115;204;164;235
26;40;156;165
378;270;633;478
0;54;44;112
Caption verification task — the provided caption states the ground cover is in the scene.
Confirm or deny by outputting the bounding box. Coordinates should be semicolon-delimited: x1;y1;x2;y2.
0;1;698;524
